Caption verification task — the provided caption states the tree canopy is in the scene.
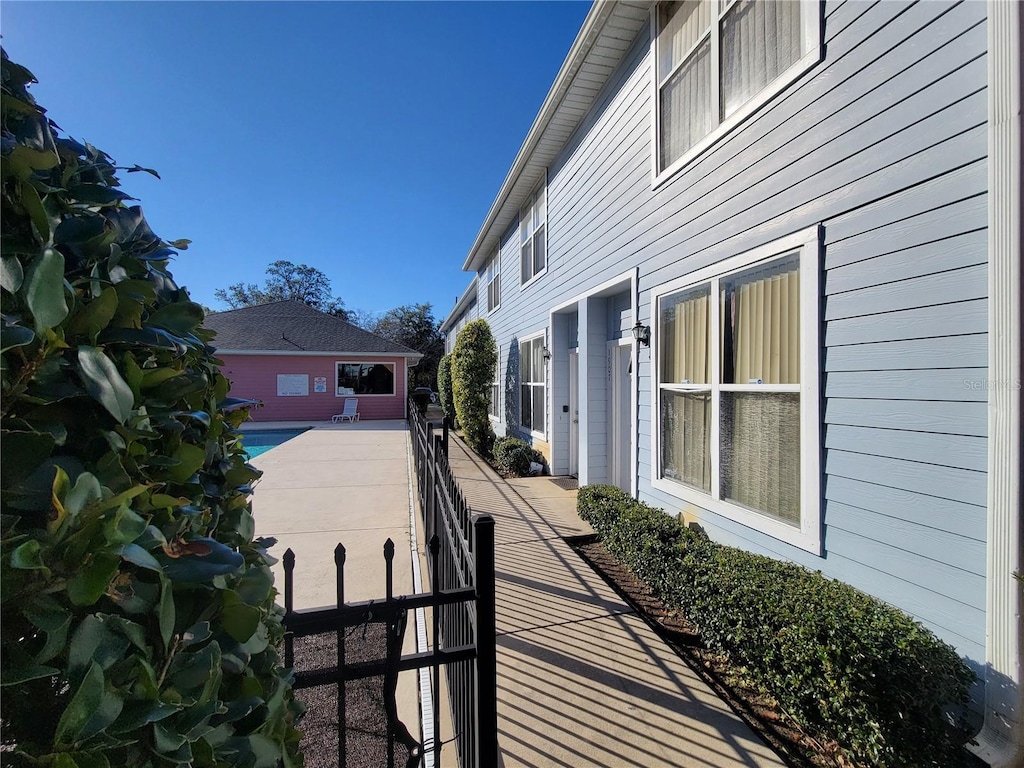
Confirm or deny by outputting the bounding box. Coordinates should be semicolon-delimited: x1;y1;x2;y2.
369;303;444;388
214;260;348;319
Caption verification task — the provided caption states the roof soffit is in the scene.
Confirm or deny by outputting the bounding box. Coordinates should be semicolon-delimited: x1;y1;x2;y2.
463;0;652;273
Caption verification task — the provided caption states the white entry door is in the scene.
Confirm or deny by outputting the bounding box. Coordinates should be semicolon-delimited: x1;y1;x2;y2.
568;350;579;477
609;341;633;492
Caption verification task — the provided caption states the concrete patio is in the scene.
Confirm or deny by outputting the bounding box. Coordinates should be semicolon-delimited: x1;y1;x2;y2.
246;419;787;767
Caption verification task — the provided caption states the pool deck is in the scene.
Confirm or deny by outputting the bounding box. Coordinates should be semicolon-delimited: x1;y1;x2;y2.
247;419;422;749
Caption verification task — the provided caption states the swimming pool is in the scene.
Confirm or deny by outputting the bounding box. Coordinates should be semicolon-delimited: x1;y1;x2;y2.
240;427;310;458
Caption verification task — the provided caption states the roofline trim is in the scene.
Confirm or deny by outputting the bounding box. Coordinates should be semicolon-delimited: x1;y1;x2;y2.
461;0;625;273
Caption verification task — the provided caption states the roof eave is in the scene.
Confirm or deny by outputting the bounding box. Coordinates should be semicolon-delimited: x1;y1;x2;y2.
440;275;479;332
461;0;651;273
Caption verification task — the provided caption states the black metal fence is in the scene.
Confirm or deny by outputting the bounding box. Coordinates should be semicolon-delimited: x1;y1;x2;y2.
408;403;498;768
279;404;497;768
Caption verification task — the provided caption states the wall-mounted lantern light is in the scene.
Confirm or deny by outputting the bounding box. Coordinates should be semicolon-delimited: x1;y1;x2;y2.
631;321;650;347
542;345;552;361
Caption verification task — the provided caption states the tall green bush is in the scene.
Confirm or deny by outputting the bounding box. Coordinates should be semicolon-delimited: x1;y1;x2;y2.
578;484;976;767
0;50;303;767
450;319;496;456
436;353;455;423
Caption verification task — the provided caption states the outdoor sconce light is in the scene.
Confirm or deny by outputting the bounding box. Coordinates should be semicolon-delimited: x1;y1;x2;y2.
631;321;650;347
542;345;552;361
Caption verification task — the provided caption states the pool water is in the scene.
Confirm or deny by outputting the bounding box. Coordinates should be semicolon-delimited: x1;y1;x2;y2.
240;428;310;458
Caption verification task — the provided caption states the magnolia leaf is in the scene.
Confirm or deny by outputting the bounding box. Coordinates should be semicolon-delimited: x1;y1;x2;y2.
103;505;147;546
157;538;243;582
23;248;68;331
36;613;73;664
78;346;134;423
167;239;191;250
67;286;118;343
120;543;162;572
67;552;121;606
180;621;212;648
1;254;24;293
221;599;260;643
0;429;56;487
165;441;205;483
68;184;133;206
10;539;47;571
0;660;60;686
0;324;35;352
20;180;51;244
125;164;161;179
140;367;182;390
54;661;105;745
158;578;175;649
146;302;205;336
64;472;103;517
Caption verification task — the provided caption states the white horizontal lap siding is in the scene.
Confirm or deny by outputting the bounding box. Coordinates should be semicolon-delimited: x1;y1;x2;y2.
480;0;991;659
632;0;986;656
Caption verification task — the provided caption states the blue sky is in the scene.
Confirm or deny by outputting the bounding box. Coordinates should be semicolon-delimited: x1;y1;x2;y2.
2;1;592;321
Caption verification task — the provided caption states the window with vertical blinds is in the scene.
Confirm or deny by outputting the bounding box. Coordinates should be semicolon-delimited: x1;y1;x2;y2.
652;228;820;551
655;0;819;178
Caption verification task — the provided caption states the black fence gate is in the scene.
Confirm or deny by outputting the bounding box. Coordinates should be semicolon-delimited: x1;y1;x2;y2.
280;405;497;768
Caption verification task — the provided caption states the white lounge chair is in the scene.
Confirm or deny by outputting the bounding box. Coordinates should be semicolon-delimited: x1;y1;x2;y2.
332;398;359;424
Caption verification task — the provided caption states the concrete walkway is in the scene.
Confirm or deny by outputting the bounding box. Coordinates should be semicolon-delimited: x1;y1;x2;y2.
445;436;786;768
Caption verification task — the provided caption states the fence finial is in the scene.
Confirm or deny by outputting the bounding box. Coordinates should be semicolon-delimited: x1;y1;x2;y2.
335;543;346;565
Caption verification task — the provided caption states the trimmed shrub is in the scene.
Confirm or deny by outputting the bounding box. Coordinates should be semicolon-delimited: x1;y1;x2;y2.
450;319;496;457
578;485;976;767
1;51;303;766
492;436;545;477
437;353;455;422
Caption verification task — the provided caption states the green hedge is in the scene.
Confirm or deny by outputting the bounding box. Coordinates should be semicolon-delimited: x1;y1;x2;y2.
1;50;303;767
492;436;544;477
578;485;976;767
437;353;455;423
450;320;496;457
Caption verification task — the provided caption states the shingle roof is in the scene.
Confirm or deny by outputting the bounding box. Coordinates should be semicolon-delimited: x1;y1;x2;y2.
204;300;421;356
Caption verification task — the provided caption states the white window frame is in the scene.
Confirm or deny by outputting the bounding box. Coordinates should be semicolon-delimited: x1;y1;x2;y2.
650;226;821;552
335;361;396;397
651;0;822;187
519;179;548;289
486;252;501;314
519;332;547;438
489;347;501;421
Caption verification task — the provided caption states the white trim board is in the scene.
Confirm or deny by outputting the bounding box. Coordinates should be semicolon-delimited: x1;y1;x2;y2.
972;2;1023;765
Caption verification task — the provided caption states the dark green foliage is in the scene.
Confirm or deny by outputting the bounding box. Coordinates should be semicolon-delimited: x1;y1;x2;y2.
450;320;496;457
437;354;455;423
410;390;430;415
370;303;443;388
578;484;976;767
492;436;544;477
1;50;303;767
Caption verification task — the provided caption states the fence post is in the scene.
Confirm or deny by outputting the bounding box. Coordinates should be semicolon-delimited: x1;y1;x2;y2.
442;415;449;457
283;548;295;669
473;515;498;767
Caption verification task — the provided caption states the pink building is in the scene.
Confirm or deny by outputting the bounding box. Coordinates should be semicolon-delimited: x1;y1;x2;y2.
204;301;422;422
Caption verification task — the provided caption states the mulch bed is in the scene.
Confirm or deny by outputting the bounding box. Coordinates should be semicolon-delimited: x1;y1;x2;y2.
293;624;419;768
569;536;988;768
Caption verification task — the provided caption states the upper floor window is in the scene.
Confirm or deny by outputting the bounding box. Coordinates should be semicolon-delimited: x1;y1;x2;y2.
651;227;820;552
486;253;501;313
655;0;819;179
520;184;547;286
